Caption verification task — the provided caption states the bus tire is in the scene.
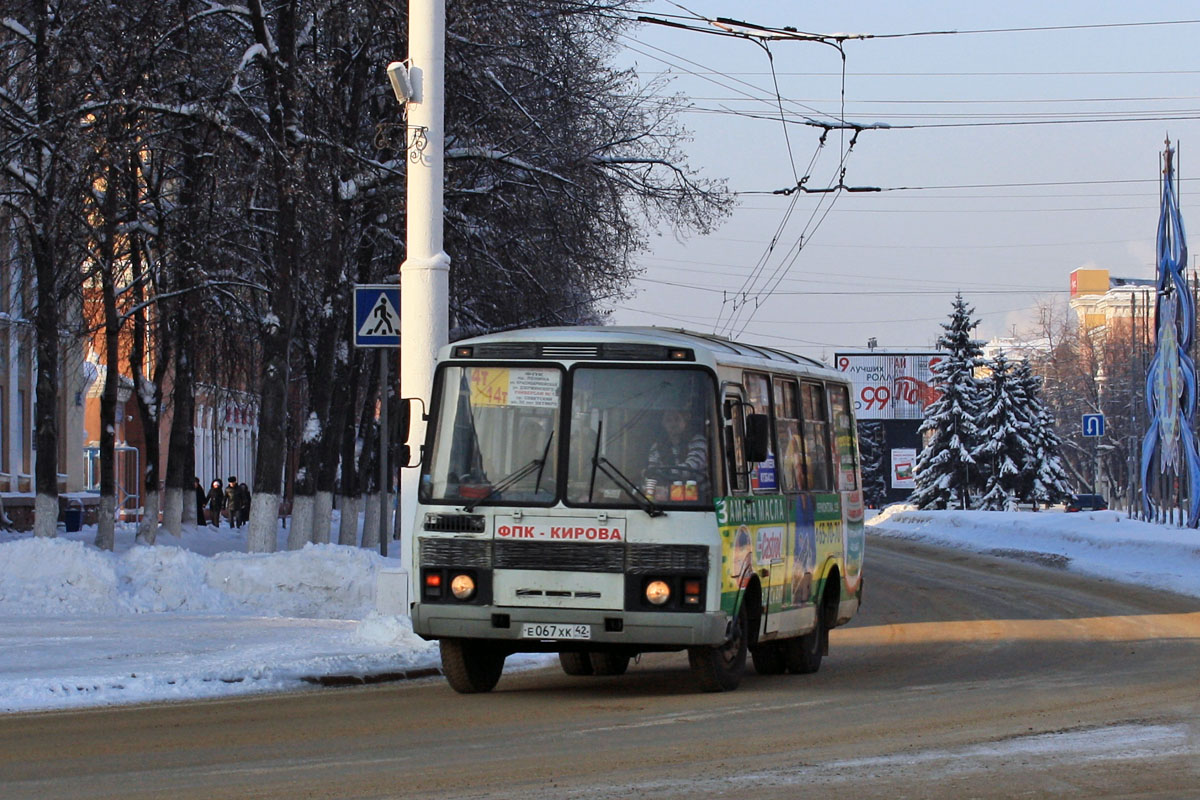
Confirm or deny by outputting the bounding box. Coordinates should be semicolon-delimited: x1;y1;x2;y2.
440;638;506;693
590;652;631;676
783;609;823;674
688;603;748;692
559;651;594;676
751;641;786;675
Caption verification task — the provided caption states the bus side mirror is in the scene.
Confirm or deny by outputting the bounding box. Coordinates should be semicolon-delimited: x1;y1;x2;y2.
397;398;426;469
745;413;770;463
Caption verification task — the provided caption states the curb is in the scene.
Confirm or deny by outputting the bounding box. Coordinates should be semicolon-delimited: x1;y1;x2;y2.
301;667;443;687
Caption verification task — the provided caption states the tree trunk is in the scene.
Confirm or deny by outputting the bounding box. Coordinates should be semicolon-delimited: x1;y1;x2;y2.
138;492;161;546
127;212;164;545
246;0;300;554
32;225;59;539
313;491;333;545
288;493;314;551
361;492;381;552
163;320;196;538
247;492;279;552
337;493;360;546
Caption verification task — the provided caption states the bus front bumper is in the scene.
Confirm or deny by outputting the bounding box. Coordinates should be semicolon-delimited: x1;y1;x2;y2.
412;603;729;649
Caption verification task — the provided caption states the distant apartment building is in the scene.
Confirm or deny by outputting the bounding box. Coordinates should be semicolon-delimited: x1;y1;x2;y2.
1068;268;1156;337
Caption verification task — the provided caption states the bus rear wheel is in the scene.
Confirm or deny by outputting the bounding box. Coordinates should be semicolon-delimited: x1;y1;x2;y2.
751;641;786;675
688;604;748;692
558;651;594;676
440;639;506;693
782;610;823;674
590;652;631;676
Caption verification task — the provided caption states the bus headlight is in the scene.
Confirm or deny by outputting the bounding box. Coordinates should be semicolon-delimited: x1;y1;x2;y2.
450;573;476;600
645;579;671;606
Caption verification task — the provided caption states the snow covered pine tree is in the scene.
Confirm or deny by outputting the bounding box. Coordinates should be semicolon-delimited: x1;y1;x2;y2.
975;350;1035;511
1014;359;1072;509
911;294;985;510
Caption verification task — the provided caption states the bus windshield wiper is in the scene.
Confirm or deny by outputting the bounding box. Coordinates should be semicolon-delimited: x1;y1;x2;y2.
592;456;665;518
463;433;554;512
586;419;663;517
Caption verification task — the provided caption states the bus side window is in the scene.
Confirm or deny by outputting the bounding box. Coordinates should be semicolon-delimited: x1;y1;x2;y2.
723;395;749;494
828;384;859;491
773;378;803;494
800;382;832;492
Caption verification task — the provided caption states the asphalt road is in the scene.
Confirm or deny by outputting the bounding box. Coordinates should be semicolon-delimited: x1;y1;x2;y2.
3;535;1199;799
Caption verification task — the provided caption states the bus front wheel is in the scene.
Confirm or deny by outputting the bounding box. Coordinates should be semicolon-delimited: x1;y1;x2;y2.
688;604;748;692
440;638;506;693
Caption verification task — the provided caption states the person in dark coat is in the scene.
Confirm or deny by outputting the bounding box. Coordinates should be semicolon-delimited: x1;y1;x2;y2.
224;476;239;528
206;479;224;528
235;482;251;527
194;477;207;527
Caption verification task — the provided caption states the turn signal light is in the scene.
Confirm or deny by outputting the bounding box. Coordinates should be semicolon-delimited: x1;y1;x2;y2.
683;578;702;605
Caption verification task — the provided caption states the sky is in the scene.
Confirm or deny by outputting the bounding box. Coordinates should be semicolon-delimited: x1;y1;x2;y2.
606;1;1200;360
2;506;1199;714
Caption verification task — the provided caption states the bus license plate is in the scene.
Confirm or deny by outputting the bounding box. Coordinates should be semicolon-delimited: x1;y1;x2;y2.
520;623;592;640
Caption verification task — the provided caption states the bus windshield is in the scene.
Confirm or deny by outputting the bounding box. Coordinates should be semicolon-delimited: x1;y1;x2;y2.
422;363;717;509
421;365;561;505
566;367;716;507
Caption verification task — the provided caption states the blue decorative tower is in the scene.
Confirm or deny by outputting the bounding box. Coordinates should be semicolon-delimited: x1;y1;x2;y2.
1141;140;1200;526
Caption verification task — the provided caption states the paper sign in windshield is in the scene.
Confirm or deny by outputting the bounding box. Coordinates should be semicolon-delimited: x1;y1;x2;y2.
470;368;559;408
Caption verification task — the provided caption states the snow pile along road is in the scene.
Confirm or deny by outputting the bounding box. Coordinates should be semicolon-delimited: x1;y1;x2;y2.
868;506;1200;599
0;533;440;713
0;537;383;618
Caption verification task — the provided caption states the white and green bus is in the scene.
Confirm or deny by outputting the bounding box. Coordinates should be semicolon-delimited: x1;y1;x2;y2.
405;326;864;693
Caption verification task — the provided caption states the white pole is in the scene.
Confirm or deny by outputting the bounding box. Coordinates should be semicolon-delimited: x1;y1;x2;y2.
400;0;449;574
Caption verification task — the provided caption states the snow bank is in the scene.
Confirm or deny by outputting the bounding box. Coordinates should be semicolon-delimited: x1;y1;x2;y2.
0;538;389;618
868;506;1200;599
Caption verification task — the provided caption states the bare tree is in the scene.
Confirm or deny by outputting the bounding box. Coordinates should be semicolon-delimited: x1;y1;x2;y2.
0;1;96;537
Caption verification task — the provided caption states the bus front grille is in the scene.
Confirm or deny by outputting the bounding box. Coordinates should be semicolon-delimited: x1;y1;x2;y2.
494;541;624;572
421;537;492;568
423;538;711;575
626;544;709;574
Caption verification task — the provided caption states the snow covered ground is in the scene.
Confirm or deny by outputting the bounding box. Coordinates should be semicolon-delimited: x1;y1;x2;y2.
2;505;1198;714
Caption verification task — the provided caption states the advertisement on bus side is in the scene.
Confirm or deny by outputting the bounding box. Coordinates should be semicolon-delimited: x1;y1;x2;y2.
716;493;849;616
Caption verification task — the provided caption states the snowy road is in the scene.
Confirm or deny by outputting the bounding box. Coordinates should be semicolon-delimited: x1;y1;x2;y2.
3;534;1198;800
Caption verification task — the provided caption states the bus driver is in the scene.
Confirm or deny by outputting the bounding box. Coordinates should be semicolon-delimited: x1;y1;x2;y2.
646;407;709;500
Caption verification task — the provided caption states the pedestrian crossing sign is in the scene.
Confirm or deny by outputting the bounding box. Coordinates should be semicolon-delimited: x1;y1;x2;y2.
354;285;401;347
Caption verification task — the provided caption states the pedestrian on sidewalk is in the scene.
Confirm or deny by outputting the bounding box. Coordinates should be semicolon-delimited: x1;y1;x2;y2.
206;479;224;528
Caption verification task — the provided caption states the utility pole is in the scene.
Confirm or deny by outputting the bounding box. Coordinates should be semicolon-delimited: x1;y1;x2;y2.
399;0;449;571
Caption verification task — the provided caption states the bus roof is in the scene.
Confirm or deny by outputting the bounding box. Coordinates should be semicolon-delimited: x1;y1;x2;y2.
450;325;840;377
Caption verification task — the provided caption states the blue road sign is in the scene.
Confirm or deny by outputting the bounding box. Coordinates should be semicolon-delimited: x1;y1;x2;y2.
354;285;401;347
1082;413;1105;437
